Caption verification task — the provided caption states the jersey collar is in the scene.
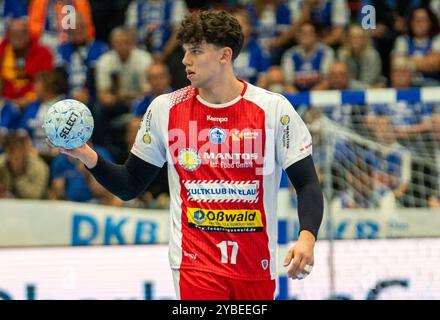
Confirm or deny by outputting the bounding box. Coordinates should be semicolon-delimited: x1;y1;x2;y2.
195;80;248;109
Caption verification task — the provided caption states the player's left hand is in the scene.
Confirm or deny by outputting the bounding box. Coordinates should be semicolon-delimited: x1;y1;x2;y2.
283;230;315;280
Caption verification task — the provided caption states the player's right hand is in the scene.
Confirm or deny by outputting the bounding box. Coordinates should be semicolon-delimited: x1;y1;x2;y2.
46;139;98;169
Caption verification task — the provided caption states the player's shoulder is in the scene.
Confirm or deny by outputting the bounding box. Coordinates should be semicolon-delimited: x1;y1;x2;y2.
243;83;291;107
150;86;197;110
155;86;197;108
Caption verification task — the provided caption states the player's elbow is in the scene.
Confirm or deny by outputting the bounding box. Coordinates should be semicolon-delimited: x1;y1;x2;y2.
117;191;139;202
118;194;133;201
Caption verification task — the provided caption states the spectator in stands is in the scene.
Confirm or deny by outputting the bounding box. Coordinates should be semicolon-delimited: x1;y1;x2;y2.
96;27;152;113
28;0;95;53
322;61;366;131
56;12;108;106
95;26;152;157
337;24;385;87
0;130;49;199
263;66;286;94
233;10;270;86
328;61;366;91
0;17;53;109
50;142;113;202
131;62;172;119
289;0;350;47
0;0;27;38
357;0;423;81
366;57;433;149
392;6;440;86
18;70;67;160
245;0;294;64
360;1;427;34
331;142;376;210
364;116;411;208
0;99;21;137
366;56;434;206
124;0;188;62
281;21;334;92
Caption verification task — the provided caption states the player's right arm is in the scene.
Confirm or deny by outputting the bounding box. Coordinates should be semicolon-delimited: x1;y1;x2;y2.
52;143;162;201
51;95;168;201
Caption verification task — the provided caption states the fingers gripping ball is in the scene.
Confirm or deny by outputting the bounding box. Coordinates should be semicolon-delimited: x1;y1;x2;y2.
44;99;94;149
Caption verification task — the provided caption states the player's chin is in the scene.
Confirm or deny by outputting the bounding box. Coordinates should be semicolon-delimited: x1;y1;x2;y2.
188;76;204;88
189;79;201;88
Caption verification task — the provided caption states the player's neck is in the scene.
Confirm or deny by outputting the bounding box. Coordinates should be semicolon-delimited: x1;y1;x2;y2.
198;73;244;104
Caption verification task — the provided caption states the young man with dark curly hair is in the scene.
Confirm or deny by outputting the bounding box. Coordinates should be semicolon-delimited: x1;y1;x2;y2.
52;10;323;300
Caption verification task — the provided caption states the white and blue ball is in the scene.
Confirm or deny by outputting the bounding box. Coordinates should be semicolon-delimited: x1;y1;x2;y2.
44;99;94;149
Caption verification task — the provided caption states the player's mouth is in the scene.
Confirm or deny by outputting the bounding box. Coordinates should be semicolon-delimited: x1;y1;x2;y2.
186;70;195;80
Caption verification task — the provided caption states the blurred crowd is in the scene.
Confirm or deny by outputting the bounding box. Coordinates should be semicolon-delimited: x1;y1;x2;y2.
0;0;439;210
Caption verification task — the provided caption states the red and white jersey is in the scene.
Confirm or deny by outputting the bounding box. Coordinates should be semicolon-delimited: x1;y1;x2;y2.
131;81;312;281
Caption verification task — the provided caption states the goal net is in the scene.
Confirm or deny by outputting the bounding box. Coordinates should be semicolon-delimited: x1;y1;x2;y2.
292;88;440;210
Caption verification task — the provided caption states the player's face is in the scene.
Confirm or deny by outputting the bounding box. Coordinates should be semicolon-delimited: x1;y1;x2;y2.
182;42;225;88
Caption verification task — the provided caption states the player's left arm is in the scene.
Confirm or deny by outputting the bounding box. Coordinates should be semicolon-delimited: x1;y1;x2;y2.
284;155;323;280
275;96;324;280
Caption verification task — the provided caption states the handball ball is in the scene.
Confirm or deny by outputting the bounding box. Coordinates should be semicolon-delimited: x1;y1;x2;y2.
44;99;94;149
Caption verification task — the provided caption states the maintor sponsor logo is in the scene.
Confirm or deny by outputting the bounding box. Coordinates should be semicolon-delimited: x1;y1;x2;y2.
187;208;264;232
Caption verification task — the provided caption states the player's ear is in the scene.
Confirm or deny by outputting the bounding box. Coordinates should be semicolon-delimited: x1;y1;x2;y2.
220;47;233;64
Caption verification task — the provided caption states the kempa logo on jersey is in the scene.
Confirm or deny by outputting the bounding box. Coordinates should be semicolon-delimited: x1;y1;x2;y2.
207;115;228;123
187;208;264;232
184;180;259;203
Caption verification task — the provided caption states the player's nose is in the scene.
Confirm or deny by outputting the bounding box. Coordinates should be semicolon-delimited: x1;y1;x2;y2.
182;51;191;66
